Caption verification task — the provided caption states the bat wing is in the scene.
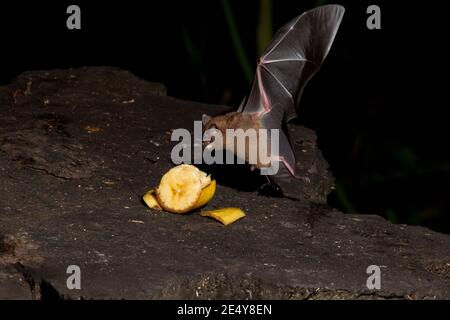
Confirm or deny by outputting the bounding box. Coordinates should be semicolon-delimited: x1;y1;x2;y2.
241;4;344;121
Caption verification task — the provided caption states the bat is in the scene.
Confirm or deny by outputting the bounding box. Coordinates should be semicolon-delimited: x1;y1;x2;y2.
202;5;345;199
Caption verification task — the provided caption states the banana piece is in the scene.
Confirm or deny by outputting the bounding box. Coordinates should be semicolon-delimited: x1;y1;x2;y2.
200;208;246;225
142;189;162;210
154;165;215;214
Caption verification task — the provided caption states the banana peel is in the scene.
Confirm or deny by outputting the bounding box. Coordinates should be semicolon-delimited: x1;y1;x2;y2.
142;189;162;210
199;208;246;225
192;179;216;209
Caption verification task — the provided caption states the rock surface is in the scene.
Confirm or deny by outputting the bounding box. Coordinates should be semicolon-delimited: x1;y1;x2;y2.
0;67;448;299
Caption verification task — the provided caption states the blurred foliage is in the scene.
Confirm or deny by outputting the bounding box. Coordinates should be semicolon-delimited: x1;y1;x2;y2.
257;0;273;55
221;0;253;84
181;26;208;98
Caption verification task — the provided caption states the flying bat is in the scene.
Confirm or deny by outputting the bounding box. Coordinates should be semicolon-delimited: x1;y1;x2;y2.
202;5;345;199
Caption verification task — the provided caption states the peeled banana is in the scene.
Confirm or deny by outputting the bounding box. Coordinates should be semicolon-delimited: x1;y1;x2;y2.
144;164;216;214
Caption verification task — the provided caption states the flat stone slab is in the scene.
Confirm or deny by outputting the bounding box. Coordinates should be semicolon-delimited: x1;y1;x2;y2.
0;67;449;299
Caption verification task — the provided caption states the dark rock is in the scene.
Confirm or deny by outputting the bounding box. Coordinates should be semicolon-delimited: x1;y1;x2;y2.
0;265;32;300
0;67;448;299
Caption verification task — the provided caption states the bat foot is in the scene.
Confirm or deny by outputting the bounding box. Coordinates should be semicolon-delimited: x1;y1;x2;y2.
294;174;310;184
259;181;284;198
301;176;311;184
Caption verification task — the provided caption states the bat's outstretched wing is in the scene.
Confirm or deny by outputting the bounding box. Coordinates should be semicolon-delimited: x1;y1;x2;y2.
240;5;344;179
240;4;345;121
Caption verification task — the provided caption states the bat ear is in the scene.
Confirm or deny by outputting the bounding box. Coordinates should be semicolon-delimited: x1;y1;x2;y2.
202;114;212;125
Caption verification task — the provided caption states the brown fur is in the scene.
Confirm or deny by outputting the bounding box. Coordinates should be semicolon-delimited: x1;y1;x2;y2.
203;112;261;132
203;112;271;168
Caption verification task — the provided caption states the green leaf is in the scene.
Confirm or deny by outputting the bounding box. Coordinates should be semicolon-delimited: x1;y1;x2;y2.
257;0;273;55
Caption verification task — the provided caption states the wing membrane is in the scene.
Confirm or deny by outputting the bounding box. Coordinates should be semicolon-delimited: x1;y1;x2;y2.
241;5;345;121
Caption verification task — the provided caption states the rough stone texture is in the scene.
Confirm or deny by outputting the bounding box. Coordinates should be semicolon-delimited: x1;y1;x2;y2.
0;67;448;300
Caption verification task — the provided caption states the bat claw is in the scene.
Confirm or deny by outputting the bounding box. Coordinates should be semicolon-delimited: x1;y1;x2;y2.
296;175;310;184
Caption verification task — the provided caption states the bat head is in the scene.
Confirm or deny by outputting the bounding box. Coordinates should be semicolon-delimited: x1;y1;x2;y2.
202;112;244;130
202;113;226;150
202;111;260;144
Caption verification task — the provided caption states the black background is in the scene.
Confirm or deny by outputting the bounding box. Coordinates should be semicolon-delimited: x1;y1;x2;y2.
0;0;448;233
